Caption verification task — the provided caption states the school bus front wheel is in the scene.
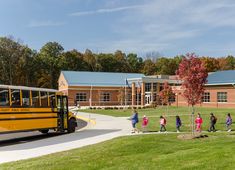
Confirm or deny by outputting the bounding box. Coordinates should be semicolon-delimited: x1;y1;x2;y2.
68;118;77;133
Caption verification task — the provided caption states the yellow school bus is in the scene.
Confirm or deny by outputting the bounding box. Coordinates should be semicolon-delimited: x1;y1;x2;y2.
0;85;77;134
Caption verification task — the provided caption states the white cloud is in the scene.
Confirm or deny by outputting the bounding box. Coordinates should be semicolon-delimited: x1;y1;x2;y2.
69;5;142;16
69;0;235;56
28;20;65;27
106;0;235;55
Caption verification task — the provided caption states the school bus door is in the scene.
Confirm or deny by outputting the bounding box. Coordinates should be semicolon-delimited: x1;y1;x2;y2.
57;95;69;132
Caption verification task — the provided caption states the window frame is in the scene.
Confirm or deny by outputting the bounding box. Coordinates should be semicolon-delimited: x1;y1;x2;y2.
76;92;87;102
32;90;40;107
145;83;151;92
22;90;30;107
100;92;111;102
168;94;176;103
202;92;210;103
40;91;49;107
217;92;227;103
11;89;21;107
0;88;10;107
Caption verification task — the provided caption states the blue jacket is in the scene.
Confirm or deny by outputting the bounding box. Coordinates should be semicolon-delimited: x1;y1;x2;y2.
226;116;232;125
131;113;139;124
176;118;181;126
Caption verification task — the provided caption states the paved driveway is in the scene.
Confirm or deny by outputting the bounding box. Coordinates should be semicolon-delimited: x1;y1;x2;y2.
0;112;132;164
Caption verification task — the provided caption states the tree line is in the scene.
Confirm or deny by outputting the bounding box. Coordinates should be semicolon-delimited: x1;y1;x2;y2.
0;36;235;89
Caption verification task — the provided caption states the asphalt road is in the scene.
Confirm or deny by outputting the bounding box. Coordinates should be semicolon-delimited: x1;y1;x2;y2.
0;118;88;146
0;112;132;164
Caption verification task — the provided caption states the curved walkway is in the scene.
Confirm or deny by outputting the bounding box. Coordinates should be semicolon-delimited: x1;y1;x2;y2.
0;112;132;164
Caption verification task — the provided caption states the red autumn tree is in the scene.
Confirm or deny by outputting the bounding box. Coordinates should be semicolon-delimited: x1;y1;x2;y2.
176;53;208;134
176;53;208;106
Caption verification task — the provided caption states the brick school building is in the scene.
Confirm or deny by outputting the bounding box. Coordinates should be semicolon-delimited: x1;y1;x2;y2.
172;70;235;108
58;70;235;108
58;71;179;108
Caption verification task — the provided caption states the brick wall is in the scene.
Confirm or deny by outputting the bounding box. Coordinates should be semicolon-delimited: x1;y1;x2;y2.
172;85;235;108
61;86;131;106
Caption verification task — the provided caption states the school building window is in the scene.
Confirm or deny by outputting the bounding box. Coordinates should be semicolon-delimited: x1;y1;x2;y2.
145;83;151;92
76;93;87;101
127;93;132;102
100;92;110;102
153;83;157;91
202;92;210;102
136;93;141;104
217;92;227;102
169;94;176;103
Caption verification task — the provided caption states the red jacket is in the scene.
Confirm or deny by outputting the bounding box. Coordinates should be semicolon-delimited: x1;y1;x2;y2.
195;117;203;124
142;117;149;126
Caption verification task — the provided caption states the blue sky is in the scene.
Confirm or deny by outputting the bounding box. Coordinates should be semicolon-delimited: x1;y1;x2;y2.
1;0;235;57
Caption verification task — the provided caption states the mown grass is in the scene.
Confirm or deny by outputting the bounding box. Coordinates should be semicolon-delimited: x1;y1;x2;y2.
81;106;235;132
2;133;235;170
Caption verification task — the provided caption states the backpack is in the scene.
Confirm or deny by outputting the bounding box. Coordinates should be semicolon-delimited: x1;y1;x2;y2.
163;118;166;124
214;116;217;124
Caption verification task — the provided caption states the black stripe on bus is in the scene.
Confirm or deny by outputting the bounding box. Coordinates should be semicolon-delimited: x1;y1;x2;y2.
0;111;56;114
0;117;58;121
0;127;59;135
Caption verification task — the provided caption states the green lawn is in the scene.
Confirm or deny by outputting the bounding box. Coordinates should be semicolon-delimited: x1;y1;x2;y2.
2;133;235;170
81;106;234;132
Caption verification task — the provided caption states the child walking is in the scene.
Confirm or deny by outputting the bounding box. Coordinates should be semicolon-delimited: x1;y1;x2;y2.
159;116;167;132
142;115;149;133
195;113;203;132
131;110;139;133
226;113;232;132
176;115;182;133
209;113;217;132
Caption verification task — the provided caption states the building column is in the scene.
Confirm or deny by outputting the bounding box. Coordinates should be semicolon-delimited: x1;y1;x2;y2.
157;83;160;105
89;85;93;107
141;82;145;106
131;82;136;107
151;82;153;104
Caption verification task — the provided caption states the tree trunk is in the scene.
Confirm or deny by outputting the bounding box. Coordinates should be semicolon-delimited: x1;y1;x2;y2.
191;105;195;136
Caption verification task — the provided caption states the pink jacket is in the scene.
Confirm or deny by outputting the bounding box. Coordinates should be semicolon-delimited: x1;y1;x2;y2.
160;118;166;125
195;117;203;125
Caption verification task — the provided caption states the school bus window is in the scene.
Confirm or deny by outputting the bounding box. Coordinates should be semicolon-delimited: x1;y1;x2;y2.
49;92;56;107
63;97;68;112
40;91;49;107
0;88;10;106
11;89;21;107
57;96;62;110
22;90;30;106
32;91;40;107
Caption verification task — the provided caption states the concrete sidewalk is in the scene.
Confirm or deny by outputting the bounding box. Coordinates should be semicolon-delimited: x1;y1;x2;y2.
0;112;132;164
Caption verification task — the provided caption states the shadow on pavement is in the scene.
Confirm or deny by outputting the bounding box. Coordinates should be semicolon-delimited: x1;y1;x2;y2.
0;118;89;149
0;133;64;147
77;119;88;129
